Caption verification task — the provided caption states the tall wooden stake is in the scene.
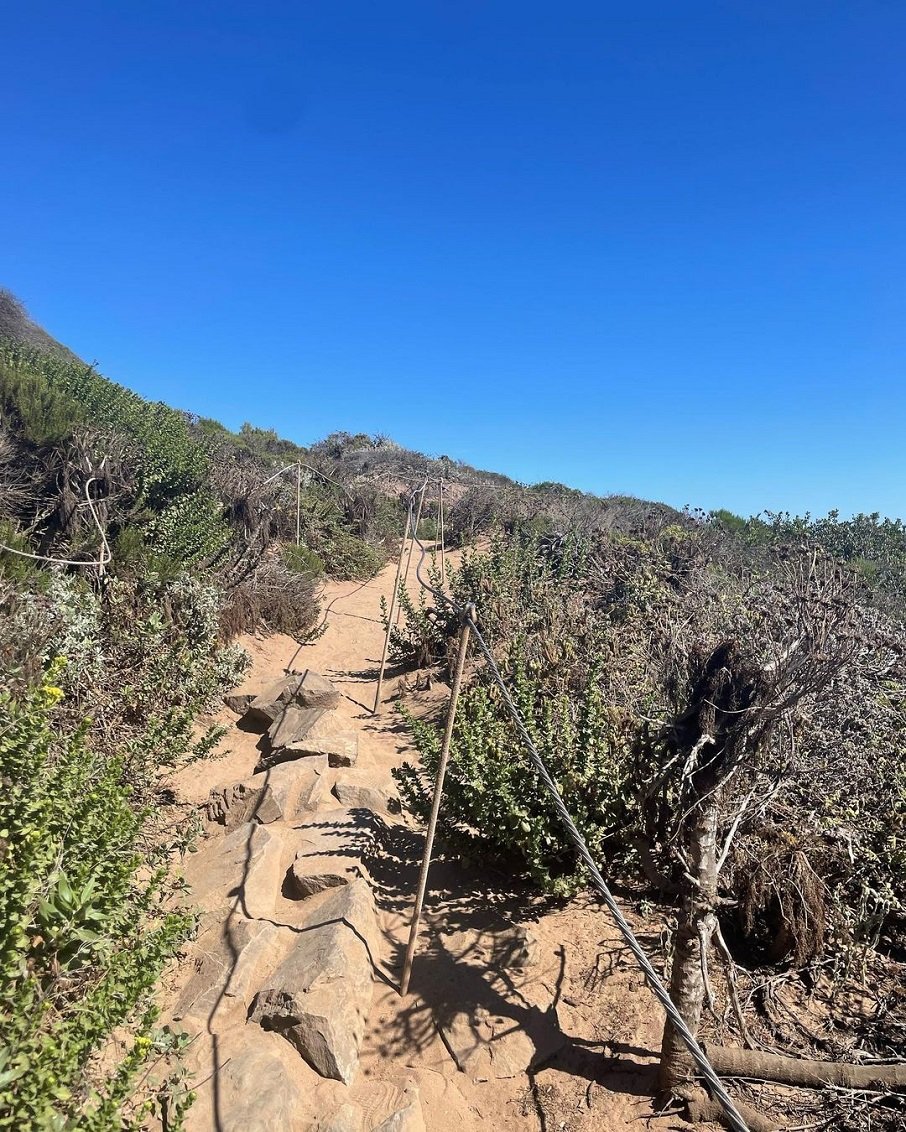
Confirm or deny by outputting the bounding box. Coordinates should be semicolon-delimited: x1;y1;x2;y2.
295;462;301;546
438;477;446;584
373;500;413;715
399;605;475;996
396;480;426;625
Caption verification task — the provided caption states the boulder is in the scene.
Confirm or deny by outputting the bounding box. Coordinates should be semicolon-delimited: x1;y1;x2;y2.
207;761;327;829
243;675;301;727
286;807;376;901
285;731;359;768
249;879;378;1083
332;770;401;815
187;822;283;922
266;705;329;751
224;691;255;714
292;668;342;710
223;920;288;1003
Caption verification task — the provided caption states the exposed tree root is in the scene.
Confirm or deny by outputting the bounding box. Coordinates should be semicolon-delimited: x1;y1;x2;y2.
704;1043;906;1090
685;1087;777;1132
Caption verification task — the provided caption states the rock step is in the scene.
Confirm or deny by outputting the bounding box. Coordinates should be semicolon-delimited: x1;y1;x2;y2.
250;878;380;1083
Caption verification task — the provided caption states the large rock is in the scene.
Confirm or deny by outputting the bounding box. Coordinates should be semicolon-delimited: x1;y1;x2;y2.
249;879;379;1083
266;704;329;750
285;731;359;768
223;920;288;1003
285;807;376;901
187;822;283;922
317;1104;365;1132
243;670;341;730
243;675;302;728
208;759;329;828
332;769;401;815
291;668;342;710
224;691;255;714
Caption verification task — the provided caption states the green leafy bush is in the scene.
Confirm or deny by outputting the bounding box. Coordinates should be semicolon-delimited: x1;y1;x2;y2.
0;665;194;1130
395;661;634;893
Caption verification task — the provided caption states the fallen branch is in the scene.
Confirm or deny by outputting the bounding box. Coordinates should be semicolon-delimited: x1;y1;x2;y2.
704;1044;906;1091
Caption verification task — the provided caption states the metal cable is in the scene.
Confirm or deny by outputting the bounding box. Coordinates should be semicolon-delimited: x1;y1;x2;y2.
405;518;751;1132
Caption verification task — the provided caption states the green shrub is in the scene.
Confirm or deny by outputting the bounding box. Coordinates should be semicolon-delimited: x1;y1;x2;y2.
394;660;634;893
0;664;194;1130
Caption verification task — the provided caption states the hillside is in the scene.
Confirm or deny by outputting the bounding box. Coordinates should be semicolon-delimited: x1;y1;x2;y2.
1;293;904;1132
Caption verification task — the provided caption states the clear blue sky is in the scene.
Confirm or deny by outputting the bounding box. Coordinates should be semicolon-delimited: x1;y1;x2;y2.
2;2;904;518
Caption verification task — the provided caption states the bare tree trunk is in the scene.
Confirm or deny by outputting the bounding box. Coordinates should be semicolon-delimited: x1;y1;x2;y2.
658;798;719;1092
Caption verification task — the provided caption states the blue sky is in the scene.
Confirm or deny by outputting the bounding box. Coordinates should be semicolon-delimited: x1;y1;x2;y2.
2;2;904;517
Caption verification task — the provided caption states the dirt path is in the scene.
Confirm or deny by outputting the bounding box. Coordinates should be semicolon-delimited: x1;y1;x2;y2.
163;554;692;1132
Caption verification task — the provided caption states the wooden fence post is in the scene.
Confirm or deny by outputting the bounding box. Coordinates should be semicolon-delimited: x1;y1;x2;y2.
399;604;475;995
373;498;414;715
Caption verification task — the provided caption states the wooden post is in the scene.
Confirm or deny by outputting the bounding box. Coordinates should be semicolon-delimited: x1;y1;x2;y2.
399;604;475;996
373;498;414;715
438;478;446;584
396;480;426;625
295;462;301;546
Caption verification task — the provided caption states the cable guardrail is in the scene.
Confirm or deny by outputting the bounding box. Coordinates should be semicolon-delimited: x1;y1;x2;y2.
402;505;751;1132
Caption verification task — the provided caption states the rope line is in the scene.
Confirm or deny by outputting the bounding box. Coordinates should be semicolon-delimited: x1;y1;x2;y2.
405;511;751;1132
0;477;112;569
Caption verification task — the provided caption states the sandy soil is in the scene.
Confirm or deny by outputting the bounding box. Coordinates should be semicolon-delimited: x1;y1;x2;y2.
163;551;709;1132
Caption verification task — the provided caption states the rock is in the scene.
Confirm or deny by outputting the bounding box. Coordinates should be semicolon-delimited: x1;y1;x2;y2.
187;822;283;921
242;671;340;730
286;807;376;899
266;704;329;751
317;1104;365;1132
243;675;301;727
332;770;401;815
224;691;255;714
287;860;350;899
187;1030;343;1132
249;879;378;1083
208;762;327;829
439;1004;564;1080
371;1082;425;1132
292;668;342;710
285;731;359;768
223;920;287;1003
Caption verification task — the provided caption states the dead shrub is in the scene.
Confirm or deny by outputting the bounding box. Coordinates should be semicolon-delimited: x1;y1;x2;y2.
219;558;321;642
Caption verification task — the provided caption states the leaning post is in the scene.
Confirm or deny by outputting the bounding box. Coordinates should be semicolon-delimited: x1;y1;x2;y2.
395;480;426;625
373;496;414;715
399;603;476;996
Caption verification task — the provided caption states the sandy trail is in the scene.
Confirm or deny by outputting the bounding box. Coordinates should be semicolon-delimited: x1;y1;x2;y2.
164;551;688;1132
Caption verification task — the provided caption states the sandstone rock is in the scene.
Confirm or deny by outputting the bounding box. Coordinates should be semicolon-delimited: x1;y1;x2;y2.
285;731;359;767
317;1103;365;1132
292;668;342;710
371;1082;425;1132
332;770;401;815
249;879;378;1083
243;675;301;727
223;921;287;1003
266;704;328;750
285;807;376;899
286;860;350;899
194;1033;324;1132
224;691;255;714
188;822;283;921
